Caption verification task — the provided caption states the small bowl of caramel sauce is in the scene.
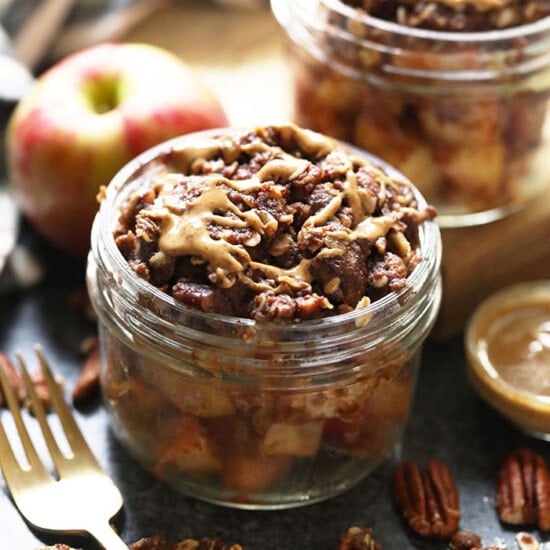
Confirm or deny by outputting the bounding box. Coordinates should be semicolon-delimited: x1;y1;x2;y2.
466;281;550;439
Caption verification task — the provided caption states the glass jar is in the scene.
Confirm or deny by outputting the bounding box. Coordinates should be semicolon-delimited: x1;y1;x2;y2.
271;0;550;227
86;129;442;509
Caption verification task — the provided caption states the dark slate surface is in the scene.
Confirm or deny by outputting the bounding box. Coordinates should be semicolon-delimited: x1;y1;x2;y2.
0;224;548;550
1;3;548;548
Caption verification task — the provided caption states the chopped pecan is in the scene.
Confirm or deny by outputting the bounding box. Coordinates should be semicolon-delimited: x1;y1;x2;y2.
450;531;506;550
516;532;540;550
393;459;460;539
449;530;505;550
130;536;174;550
450;530;482;550
72;337;100;404
0;351;25;407
193;539;243;550
130;536;244;550
337;526;382;549
496;448;550;531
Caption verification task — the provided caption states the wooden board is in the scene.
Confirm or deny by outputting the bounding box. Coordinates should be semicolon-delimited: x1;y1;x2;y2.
123;3;292;128
123;3;550;339
434;187;550;339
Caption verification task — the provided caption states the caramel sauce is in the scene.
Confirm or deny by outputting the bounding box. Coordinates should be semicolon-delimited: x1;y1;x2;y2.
140;126;403;297
484;301;550;396
466;284;550;438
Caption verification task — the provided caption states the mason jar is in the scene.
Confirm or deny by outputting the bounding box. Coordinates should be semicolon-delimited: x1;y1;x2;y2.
272;0;550;227
86;126;442;509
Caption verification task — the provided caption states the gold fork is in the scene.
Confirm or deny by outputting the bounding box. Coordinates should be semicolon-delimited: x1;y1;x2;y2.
0;345;128;549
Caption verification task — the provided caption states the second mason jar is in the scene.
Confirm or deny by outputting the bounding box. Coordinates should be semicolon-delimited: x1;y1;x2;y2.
272;0;550;227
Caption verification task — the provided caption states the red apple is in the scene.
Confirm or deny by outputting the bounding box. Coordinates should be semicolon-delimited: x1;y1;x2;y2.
6;42;228;257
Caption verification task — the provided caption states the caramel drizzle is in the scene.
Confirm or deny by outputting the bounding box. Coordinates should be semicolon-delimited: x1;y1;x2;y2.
140;127;402;294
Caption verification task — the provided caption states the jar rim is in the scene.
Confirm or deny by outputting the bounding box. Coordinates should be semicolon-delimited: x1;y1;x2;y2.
284;0;550;43
91;128;442;337
272;0;550;86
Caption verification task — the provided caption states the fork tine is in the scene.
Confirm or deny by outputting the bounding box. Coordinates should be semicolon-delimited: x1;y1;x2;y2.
0;420;23;485
16;350;69;475
0;354;44;473
0;359;27;482
1;349;128;549
33;345;100;468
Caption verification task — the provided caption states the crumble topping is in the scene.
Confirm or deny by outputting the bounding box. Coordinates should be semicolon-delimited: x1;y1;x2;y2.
345;0;550;30
114;124;435;321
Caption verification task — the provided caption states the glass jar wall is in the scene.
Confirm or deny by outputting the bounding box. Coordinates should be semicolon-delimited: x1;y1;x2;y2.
272;0;550;227
87;128;442;509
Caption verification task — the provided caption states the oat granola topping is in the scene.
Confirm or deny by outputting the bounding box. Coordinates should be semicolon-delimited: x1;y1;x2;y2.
344;0;550;30
114;124;435;321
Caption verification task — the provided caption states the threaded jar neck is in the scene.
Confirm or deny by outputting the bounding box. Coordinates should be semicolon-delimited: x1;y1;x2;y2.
273;0;550;89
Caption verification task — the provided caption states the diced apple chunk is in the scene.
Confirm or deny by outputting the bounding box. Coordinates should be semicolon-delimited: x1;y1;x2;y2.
155;414;221;477
259;421;324;457
222;453;292;492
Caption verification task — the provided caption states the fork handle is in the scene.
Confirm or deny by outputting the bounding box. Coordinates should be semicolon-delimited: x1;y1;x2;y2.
87;521;129;550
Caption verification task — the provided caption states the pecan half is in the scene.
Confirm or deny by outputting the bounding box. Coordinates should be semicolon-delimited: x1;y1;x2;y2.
393;459;461;539
24;369;65;414
337;526;382;550
0;351;25;407
25;370;52;413
496;448;550;531
72;337;100;404
450;530;482;550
